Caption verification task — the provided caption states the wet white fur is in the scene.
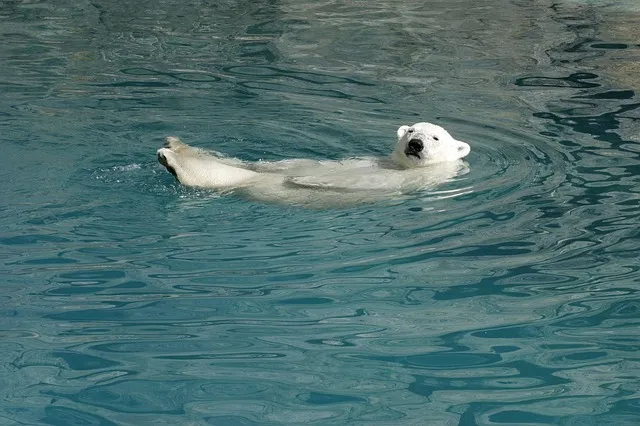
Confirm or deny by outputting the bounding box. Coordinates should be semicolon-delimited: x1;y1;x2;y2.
157;122;470;206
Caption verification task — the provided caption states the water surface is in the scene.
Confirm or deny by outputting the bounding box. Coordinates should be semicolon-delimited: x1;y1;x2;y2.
2;0;640;424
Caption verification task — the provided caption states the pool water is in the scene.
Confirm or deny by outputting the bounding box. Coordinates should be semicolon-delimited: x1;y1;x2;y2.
2;0;640;424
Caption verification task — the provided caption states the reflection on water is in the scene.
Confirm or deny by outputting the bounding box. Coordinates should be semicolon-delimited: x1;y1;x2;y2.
1;0;640;424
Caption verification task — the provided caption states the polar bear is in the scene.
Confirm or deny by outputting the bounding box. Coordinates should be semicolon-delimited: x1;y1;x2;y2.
157;122;470;206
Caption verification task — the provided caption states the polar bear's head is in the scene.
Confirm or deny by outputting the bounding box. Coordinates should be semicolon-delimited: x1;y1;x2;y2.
392;122;470;168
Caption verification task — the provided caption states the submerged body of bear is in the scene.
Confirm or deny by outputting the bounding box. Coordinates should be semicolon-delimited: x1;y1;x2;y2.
157;122;471;206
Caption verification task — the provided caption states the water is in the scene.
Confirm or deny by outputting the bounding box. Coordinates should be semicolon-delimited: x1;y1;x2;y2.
2;0;640;424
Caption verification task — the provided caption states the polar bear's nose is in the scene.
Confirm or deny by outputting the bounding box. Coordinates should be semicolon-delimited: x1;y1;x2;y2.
407;139;423;152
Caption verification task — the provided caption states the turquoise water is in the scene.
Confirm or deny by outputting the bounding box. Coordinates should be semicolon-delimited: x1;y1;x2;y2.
2;0;640;424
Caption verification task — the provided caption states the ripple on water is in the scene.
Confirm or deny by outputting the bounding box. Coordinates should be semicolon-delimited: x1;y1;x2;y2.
5;110;637;425
3;0;640;424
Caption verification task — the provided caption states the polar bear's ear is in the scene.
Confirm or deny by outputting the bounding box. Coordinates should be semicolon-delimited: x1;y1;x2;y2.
397;125;411;139
456;140;471;159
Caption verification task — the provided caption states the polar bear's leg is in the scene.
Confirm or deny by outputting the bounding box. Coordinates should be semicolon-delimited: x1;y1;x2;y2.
157;136;261;188
157;137;189;178
157;137;184;178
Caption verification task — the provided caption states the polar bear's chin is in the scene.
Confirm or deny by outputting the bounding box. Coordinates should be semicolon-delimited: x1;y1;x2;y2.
403;155;422;167
405;158;426;168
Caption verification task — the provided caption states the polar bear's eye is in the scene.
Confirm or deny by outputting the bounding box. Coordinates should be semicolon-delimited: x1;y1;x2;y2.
407;128;414;133
433;136;439;141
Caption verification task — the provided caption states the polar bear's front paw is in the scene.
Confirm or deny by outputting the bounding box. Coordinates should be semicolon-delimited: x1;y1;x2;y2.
157;149;178;178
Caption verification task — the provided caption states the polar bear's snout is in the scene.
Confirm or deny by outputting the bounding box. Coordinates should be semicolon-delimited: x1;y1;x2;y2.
405;138;424;158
